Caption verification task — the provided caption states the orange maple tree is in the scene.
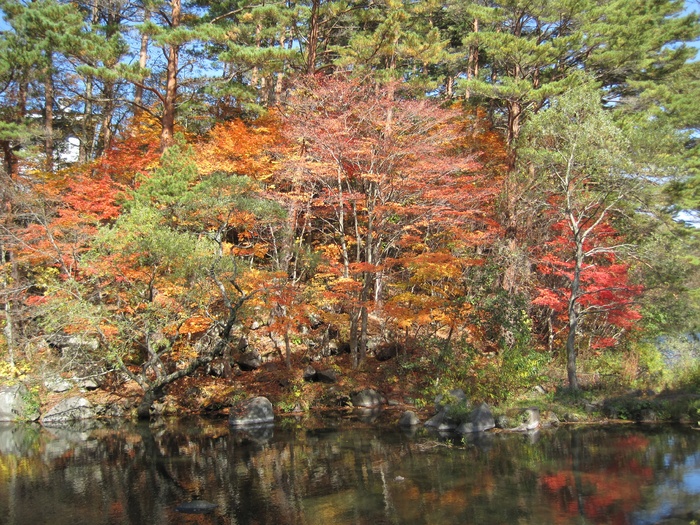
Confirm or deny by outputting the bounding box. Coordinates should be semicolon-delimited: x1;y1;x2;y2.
279;76;502;366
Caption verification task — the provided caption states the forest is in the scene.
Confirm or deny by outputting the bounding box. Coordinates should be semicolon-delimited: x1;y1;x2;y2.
0;0;699;418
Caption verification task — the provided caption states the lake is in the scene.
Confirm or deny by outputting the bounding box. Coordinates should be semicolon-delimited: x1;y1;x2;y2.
0;415;698;525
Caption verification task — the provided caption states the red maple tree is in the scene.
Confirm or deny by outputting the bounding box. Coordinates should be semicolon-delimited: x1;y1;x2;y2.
280;76;501;366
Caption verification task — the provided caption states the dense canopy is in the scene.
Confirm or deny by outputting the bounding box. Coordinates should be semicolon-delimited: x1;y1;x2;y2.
1;0;699;414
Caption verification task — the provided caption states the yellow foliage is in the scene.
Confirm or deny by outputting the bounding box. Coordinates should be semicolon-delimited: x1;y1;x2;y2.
179;316;213;335
0;359;32;382
410;261;460;283
195;117;279;179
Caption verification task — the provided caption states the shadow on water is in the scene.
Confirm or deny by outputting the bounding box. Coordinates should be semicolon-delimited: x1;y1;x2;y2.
0;418;699;525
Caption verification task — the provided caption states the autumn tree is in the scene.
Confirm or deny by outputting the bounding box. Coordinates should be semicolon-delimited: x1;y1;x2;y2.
520;82;642;390
82;136;291;416
281;76;496;367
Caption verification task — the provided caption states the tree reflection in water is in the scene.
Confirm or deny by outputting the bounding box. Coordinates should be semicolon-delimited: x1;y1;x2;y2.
0;419;698;525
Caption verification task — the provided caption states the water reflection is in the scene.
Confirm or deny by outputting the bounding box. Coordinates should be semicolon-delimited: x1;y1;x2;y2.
0;418;698;525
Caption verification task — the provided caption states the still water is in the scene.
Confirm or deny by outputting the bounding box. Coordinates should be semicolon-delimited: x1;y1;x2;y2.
0;415;698;525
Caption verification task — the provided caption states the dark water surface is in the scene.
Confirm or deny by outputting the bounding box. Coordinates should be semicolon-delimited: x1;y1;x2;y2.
1;416;699;525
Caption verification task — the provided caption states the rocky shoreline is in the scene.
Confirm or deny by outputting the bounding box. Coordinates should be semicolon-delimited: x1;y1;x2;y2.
2;380;698;433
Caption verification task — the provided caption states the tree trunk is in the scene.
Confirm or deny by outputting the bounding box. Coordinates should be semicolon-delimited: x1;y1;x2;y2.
507;99;522;146
359;303;368;366
160;0;181;150
44;55;54;172
1;142;17;177
80;75;93;163
133;8;150;111
99;79;116;154
271;33;287;105
350;309;360;368
3;81;27;176
284;328;291;369
1;242;14;367
250;23;261;91
136;388;160;420
79;1;99;163
566;311;579;390
306;0;320;75
566;239;584;390
465;18;479;99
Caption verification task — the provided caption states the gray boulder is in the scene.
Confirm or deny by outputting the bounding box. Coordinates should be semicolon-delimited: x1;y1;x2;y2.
229;396;274;427
399;410;420;427
44;376;73;393
302;366;337;383
495;414;511;429
0;384;39;422
355;407;382;423
316;369;338;383
75;377;99;390
435;389;469;412
41;397;96;425
49;334;99;356
236;350;262;371
375;343;401;362
541;411;560;428
457;403;495;434
425;389;471;431
499;407;541;432
351;388;385;408
424;410;459;431
520;408;540;430
303;365;317;382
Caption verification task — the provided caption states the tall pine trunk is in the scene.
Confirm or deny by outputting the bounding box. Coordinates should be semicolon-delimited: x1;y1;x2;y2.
44;54;54;172
160;0;180;149
134;8;150;111
306;0;320;74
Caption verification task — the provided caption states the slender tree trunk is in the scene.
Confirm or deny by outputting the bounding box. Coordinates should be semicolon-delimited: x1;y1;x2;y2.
161;47;179;148
44;55;54;172
273;33;286;105
336;166;349;278
350;310;360;368
284;327;291;369
1;81;24;175
134;8;150;111
161;0;181;149
1;242;14;367
80;76;94;163
358;277;371;366
79;2;99;163
566;238;583;390
466;18;479;99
